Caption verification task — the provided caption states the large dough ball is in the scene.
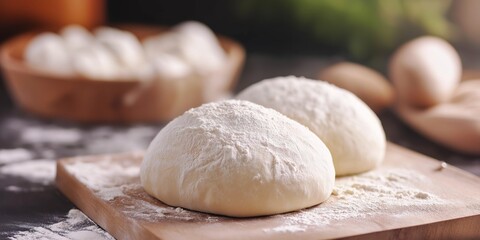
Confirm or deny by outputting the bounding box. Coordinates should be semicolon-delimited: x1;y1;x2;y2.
141;100;334;217
237;76;386;176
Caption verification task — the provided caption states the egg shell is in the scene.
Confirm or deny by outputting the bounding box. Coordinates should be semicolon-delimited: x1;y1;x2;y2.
389;36;461;108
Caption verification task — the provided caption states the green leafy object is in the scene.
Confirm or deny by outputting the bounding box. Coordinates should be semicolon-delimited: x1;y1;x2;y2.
232;0;452;61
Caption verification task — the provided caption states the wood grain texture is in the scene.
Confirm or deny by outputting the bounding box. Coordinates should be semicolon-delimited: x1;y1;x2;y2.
55;143;480;240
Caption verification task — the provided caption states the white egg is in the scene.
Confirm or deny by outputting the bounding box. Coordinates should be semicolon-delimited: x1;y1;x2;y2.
174;21;226;76
25;33;73;76
95;27;146;69
71;43;122;80
142;32;181;60
60;25;94;51
389;36;462;108
151;53;192;80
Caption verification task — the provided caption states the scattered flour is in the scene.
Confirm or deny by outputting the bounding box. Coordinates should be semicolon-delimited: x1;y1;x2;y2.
96;186;125;201
0;160;55;185
278;169;445;227
263;225;306;233
2;116;158;156
5;185;45;192
64;157;221;223
65;155;141;192
21;127;82;145
85;126;156;154
5;186;23;192
0;149;33;165
63;155;445;233
3;151;447;238
9;209;114;240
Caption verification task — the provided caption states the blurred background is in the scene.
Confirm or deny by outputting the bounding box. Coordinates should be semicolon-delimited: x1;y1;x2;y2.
1;0;480;103
1;0;480;155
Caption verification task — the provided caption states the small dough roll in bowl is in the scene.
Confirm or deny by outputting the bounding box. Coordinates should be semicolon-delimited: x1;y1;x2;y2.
0;25;244;123
237;76;386;176
141;100;334;217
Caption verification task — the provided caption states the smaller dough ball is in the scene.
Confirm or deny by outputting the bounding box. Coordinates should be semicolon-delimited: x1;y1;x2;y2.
151;53;192;79
25;33;73;76
142;21;226;76
237;76;386;176
95;27;146;69
61;25;94;51
143;32;181;60
71;43;122;80
141;100;335;217
319;62;395;113
389;36;461;108
174;21;226;76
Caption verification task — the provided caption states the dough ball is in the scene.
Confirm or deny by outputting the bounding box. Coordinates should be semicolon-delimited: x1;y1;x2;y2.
143;32;180;60
25;33;73;76
141;100;334;217
151;53;192;79
174;21;226;76
237;76;386;176
95;27;146;69
142;21;226;77
71;43;122;80
60;25;94;51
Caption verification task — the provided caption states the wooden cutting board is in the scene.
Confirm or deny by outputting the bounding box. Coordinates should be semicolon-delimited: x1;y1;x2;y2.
55;143;480;240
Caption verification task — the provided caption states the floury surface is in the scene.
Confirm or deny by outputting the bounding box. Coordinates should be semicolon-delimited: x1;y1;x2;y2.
0;54;479;239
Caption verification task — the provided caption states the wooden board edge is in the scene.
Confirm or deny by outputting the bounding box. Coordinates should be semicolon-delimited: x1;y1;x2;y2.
55;159;160;240
339;214;480;240
54;146;480;240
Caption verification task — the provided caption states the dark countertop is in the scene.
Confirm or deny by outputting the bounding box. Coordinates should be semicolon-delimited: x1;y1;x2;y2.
1;54;479;239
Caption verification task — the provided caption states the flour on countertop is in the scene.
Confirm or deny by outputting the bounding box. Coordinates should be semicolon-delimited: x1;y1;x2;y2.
5;185;45;192
0;149;33;165
21;127;82;145
0;160;55;185
85;126;157;154
2;116;158;157
9;209;114;240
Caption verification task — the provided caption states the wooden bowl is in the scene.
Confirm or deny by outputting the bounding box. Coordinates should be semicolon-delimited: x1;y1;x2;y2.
0;25;245;123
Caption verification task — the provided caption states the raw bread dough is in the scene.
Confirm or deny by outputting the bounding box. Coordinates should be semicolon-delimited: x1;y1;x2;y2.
237;76;386;176
141;100;334;217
